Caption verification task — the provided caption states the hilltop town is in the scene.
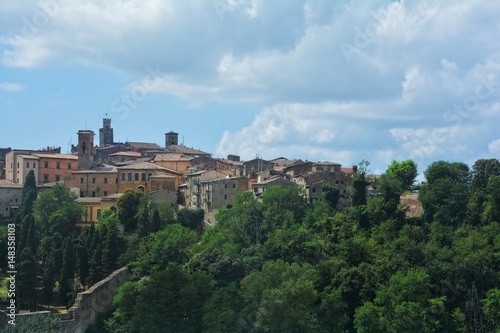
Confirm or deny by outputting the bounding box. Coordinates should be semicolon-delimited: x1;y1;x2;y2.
0;118;357;226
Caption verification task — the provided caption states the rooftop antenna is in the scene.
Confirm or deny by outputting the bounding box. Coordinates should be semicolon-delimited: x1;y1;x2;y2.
182;136;184;146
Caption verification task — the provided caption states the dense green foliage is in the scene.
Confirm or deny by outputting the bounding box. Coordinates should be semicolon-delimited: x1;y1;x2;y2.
102;158;499;333
3;158;499;333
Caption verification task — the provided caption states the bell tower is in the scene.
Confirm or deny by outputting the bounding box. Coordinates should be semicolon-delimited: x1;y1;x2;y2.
99;118;114;147
165;131;179;147
78;130;95;170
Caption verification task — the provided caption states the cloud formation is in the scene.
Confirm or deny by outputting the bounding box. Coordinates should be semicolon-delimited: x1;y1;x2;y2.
0;81;27;92
1;0;499;174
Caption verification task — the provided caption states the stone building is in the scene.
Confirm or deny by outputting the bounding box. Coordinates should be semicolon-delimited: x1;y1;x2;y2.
190;155;232;174
294;169;353;203
77;130;96;170
243;157;274;177
252;176;297;197
0;179;23;220
271;157;304;172
66;165;119;197
99;118;114;147
108;151;142;164
116;162;182;193
284;161;314;177
153;153;193;177
180;169;228;209
200;176;249;222
37;153;78;184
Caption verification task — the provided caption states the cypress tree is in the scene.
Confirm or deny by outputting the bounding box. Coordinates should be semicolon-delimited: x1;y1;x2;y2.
17;170;37;252
59;237;75;307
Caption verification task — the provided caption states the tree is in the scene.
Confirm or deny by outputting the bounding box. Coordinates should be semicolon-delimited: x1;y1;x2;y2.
100;211;121;274
117;189;144;232
352;172;369;206
387;159;418;190
467;159;500;225
354;269;459;332
241;260;321;332
17;170;37;253
322;183;340;210
17;248;39;311
33;183;83;237
136;195;152;237
59;237;76;307
176;208;205;234
419;161;469;225
133;224;198;276
482;175;500;223
111;263;213;333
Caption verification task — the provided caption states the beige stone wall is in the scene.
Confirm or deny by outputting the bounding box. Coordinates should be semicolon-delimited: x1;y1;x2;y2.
154;160;191;177
0;268;130;333
0;185;22;219
66;172;118;197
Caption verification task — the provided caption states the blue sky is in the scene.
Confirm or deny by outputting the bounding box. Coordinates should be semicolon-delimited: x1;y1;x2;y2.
1;0;499;177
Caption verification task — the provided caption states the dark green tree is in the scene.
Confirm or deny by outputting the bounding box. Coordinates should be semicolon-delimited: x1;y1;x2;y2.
419;161;469;225
59;237;75;307
467;159;500;225
17;248;39;311
322;183;341;209
386;159;418;190
117;189;144;232
17;170;37;252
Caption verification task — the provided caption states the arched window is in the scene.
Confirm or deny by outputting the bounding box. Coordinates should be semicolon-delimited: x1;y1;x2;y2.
97;209;101;219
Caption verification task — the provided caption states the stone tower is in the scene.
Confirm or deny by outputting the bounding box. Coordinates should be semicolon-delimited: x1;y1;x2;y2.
165;131;179;147
78;130;95;170
99;118;114;147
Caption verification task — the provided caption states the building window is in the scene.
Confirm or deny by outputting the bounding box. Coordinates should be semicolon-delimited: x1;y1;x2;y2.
55;174;61;182
224;183;228;188
233;183;236;188
341;181;344;184
335;181;339;184
128;173;132;181
121;173;125;181
97;209;101;219
141;173;146;181
103;191;107;197
91;177;95;183
56;162;60;169
312;187;316;193
17;162;19;168
68;163;72;170
80;177;84;184
43;174;49;183
33;163;36;168
224;195;227;199
44;161;48;168
80;191;84;197
148;173;152;180
92;191;96;197
26;162;29;168
104;178;108;184
135;173;139;181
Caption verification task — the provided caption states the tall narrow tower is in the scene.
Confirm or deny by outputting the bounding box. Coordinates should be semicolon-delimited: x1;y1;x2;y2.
99;118;114;147
165;131;179;147
78;130;95;170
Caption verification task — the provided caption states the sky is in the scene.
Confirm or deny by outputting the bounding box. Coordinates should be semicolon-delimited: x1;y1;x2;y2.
0;0;499;178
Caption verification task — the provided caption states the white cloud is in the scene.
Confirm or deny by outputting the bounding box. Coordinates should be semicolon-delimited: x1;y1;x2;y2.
1;0;500;173
488;138;500;154
0;81;27;92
